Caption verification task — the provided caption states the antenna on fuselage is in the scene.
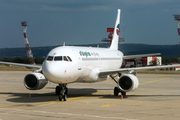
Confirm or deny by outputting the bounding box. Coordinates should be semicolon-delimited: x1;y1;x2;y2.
63;42;65;46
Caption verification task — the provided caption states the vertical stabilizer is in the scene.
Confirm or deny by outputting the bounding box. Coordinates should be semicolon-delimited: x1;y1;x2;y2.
110;9;121;50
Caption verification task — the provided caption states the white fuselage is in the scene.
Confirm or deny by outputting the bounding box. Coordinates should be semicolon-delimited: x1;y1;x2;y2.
42;46;123;84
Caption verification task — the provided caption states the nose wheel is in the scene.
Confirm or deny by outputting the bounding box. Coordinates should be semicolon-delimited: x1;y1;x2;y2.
56;84;68;101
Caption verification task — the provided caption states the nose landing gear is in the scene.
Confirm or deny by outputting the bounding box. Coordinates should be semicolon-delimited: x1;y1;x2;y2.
55;84;68;101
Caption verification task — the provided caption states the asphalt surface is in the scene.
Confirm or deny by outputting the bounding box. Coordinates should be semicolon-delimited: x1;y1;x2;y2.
0;71;180;120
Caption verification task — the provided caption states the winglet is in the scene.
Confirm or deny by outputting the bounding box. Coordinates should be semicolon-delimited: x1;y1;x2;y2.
110;9;121;50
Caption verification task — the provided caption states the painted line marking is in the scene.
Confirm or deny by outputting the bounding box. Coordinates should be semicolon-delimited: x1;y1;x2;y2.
58;112;83;116
83;114;135;120
128;104;180;108
139;78;169;85
66;96;84;101
101;104;116;107
92;90;113;95
59;105;91;108
0;108;136;120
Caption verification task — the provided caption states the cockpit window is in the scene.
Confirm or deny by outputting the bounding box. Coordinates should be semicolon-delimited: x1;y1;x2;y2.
47;56;53;61
54;56;62;61
67;56;72;62
47;56;72;62
63;56;68;61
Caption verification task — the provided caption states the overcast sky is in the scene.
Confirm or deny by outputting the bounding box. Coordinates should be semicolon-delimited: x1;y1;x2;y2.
0;0;180;48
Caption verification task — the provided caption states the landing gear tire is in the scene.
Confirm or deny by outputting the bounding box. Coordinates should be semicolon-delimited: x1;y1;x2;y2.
59;94;63;101
63;94;67;101
65;88;68;95
56;86;61;95
58;84;68;101
59;93;67;101
114;87;119;96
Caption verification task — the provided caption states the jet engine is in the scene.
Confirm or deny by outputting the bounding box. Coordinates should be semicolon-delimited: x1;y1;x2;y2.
118;74;139;92
24;72;48;90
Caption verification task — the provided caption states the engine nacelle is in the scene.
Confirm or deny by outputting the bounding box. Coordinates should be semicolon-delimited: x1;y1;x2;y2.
24;72;48;90
118;74;139;92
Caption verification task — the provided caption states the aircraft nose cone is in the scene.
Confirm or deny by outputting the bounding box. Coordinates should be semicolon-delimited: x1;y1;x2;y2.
42;61;59;83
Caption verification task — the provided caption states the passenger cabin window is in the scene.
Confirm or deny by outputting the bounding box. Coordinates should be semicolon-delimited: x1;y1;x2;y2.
47;56;53;61
54;56;62;61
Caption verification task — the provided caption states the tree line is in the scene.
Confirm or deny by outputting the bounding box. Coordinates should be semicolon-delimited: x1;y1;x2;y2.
162;57;180;65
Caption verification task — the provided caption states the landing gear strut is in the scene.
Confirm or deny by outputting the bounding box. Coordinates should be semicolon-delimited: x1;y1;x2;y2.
110;75;127;98
55;84;68;101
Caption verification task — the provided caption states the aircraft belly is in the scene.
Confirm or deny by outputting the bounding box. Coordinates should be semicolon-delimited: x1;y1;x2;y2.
48;76;79;84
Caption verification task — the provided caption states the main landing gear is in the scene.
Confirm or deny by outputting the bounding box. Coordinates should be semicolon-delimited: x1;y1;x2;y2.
55;84;68;101
110;75;127;98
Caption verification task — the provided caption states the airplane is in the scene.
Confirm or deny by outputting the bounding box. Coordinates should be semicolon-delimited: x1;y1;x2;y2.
0;9;180;101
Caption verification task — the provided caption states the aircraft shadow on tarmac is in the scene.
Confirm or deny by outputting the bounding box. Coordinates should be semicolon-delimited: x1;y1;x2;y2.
0;88;97;103
1;88;180;103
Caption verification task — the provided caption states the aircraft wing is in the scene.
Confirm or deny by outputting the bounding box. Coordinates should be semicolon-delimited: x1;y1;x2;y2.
99;64;180;77
0;61;42;69
123;53;161;59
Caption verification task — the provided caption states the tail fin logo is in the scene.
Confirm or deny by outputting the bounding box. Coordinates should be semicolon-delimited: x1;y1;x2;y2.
109;9;120;50
116;24;120;35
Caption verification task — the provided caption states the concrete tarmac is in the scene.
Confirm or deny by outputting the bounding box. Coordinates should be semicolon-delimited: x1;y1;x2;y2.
0;71;180;120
